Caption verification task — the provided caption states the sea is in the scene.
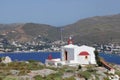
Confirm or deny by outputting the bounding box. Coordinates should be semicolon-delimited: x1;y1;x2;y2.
0;52;120;65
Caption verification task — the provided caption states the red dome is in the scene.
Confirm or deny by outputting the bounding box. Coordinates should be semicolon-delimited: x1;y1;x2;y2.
68;39;73;44
79;51;89;56
48;54;52;60
67;37;73;44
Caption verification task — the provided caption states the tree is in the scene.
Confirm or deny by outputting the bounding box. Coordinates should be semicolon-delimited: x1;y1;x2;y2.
94;50;102;66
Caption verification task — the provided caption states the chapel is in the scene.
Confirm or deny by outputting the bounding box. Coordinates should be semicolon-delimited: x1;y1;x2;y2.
46;37;96;66
61;37;96;65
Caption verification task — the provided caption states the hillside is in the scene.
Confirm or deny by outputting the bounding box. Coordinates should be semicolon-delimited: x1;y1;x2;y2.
62;14;120;44
0;23;61;42
22;23;61;41
0;23;27;42
0;14;120;44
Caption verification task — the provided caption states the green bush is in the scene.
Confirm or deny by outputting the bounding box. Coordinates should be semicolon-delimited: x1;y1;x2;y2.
34;72;63;80
34;75;43;80
78;71;91;79
104;77;109;80
115;71;120;76
3;76;17;80
63;76;75;80
0;77;3;80
65;69;74;73
46;72;62;80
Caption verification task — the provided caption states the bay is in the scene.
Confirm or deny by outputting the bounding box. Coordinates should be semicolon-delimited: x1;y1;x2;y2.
0;52;60;63
0;52;120;65
99;53;120;64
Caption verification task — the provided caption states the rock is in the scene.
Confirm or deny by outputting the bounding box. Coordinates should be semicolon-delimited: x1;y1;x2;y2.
2;56;12;63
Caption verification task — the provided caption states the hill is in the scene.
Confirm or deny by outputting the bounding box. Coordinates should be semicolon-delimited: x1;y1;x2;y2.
22;23;61;41
0;23;61;42
62;14;120;44
0;14;120;44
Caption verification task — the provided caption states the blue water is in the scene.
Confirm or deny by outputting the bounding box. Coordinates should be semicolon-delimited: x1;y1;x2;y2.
0;52;120;65
99;53;120;64
0;52;60;63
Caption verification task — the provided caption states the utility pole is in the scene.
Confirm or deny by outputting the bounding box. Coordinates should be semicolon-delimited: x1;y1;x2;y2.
60;28;64;45
60;28;63;42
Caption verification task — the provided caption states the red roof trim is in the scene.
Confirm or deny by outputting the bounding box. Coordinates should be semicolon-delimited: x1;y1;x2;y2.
79;51;89;56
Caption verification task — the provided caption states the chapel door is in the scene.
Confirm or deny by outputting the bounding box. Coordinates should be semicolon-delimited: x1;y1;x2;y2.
64;50;68;61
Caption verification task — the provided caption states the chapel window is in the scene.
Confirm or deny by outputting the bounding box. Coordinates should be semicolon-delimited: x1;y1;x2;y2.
85;56;88;59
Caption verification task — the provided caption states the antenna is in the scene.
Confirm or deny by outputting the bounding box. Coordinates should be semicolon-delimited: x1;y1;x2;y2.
60;28;63;42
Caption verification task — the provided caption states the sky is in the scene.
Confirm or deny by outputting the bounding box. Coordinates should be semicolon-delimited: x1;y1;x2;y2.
0;0;120;26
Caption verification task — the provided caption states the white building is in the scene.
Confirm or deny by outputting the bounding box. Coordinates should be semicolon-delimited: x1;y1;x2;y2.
61;44;96;65
46;37;96;66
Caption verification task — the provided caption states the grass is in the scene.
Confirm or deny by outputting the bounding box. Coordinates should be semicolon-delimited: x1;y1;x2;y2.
63;76;75;80
3;76;18;80
78;70;91;79
0;61;44;76
115;70;120;76
34;72;63;80
0;60;118;80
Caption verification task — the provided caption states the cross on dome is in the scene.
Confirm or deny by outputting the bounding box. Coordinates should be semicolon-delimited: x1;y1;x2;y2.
68;36;73;44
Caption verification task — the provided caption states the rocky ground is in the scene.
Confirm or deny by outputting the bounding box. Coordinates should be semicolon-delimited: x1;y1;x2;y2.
0;61;120;80
22;64;120;80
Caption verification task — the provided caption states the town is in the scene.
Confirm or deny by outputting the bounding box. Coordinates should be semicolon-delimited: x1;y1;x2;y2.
0;35;120;55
